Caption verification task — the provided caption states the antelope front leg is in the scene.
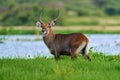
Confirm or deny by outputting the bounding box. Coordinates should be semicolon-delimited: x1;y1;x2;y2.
52;48;60;60
55;54;60;60
54;51;60;60
50;52;60;60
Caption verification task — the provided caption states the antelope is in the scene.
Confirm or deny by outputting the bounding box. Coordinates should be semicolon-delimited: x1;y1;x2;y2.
36;9;91;61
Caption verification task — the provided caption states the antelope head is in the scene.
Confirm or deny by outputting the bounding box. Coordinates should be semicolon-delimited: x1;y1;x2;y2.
36;9;60;36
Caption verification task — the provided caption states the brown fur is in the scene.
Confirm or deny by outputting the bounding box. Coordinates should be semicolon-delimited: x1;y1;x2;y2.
37;9;90;60
42;28;91;60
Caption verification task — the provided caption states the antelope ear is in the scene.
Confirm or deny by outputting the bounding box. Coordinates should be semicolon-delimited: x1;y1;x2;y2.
36;21;41;27
50;21;55;27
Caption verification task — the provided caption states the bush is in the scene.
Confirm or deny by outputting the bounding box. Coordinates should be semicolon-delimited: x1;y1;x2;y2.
104;7;117;16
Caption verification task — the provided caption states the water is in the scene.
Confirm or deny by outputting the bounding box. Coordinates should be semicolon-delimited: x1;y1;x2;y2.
0;34;120;58
88;34;120;55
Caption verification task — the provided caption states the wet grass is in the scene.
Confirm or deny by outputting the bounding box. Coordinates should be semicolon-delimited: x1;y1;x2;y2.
0;52;120;80
0;37;5;43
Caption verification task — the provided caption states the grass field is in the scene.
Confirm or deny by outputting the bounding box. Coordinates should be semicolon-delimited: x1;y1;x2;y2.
65;16;120;26
0;52;120;80
0;16;120;34
0;26;120;35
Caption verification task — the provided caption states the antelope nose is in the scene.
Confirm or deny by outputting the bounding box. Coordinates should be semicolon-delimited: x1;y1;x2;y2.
42;29;45;33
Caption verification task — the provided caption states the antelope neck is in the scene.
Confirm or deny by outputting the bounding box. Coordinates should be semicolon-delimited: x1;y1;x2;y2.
43;29;55;44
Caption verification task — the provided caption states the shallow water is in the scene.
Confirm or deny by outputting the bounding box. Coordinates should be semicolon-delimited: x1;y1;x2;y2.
0;34;120;58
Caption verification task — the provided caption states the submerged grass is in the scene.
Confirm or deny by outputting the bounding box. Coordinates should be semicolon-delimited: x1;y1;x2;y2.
0;52;120;80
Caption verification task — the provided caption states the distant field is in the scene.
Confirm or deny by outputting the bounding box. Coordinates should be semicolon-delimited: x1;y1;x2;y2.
0;52;120;80
0;17;120;34
0;25;120;34
65;16;120;26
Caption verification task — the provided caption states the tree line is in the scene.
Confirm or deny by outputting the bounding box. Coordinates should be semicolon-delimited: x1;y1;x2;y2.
0;0;120;26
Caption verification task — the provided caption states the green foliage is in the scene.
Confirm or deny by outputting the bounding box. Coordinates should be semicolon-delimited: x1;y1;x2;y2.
0;0;120;26
0;52;120;80
104;6;120;16
0;27;120;35
66;21;99;26
0;0;65;26
0;27;40;35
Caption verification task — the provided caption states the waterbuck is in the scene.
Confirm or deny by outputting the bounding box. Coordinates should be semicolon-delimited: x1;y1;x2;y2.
36;9;91;60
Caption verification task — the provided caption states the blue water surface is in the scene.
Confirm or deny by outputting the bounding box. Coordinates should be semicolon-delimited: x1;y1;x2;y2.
0;34;120;58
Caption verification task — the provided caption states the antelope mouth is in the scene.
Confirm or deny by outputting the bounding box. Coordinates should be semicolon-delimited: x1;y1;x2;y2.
41;31;48;37
42;31;47;34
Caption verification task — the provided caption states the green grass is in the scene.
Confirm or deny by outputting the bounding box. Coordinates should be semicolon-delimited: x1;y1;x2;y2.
54;30;120;34
65;16;120;26
0;52;120;80
65;20;99;26
0;28;38;35
0;28;120;35
1;16;120;35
